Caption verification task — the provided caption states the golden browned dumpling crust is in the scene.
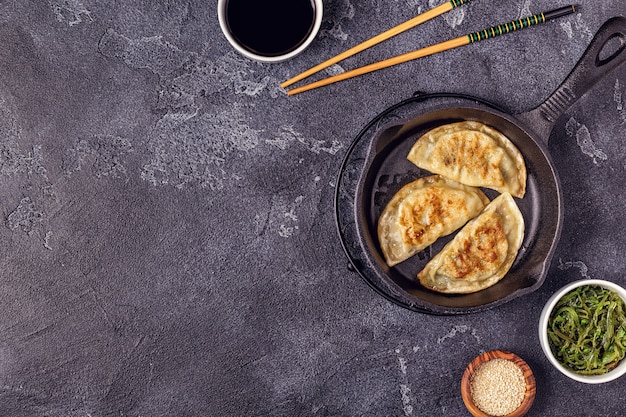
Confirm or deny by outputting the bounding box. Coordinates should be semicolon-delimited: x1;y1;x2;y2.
417;192;524;294
377;175;490;267
436;211;508;282
407;121;527;198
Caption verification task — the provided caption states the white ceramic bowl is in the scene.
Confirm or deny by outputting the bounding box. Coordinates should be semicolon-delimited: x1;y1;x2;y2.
217;0;323;63
539;279;626;383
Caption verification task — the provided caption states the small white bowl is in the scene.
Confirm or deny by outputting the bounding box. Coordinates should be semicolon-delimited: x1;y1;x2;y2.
217;0;323;63
539;279;626;383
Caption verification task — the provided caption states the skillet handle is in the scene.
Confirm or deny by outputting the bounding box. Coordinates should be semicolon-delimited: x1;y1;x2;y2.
517;16;626;142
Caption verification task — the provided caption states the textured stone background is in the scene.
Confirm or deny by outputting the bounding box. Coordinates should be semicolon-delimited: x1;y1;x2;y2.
0;1;625;416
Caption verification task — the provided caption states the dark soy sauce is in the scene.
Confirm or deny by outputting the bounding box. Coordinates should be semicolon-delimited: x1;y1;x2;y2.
226;0;316;57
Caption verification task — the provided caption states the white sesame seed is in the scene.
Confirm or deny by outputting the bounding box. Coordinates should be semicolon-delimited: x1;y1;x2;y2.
470;358;526;416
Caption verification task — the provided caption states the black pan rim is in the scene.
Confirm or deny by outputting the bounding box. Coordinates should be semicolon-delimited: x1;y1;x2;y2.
334;92;563;315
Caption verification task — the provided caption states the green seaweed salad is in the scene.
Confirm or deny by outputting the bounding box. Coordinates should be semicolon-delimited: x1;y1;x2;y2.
547;285;626;375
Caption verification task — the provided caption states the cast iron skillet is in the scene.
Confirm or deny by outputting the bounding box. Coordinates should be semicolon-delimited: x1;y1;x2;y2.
335;17;626;314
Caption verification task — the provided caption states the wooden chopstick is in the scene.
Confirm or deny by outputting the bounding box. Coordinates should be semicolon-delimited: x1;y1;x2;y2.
286;5;577;96
280;0;473;89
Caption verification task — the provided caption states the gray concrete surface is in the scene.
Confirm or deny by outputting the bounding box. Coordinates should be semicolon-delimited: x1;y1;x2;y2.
0;1;625;416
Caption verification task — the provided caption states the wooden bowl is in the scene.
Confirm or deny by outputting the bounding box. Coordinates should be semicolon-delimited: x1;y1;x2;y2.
461;350;536;417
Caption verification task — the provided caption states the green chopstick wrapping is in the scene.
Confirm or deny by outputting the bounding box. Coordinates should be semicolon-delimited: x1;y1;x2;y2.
468;5;577;43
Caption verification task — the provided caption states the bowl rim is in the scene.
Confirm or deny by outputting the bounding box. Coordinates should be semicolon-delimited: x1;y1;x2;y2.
538;278;626;384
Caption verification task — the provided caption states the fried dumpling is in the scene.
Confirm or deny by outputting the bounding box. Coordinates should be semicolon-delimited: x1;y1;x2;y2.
378;175;490;267
407;121;527;198
417;192;524;294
